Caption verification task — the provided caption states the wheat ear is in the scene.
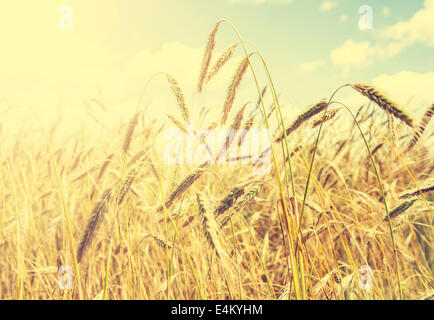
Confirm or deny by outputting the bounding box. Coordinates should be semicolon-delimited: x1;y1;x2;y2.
196;193;225;258
77;188;112;262
221;184;261;226
399;184;434;199
301;224;328;244
276;100;328;142
312;108;340;128
385;200;417;221
406;103;434;152
350;83;415;128
197;21;222;93
166;74;189;122
122;112;139;154
127;150;146;167
221;57;250;126
234;184;261;211
70;162;100;183
167;114;187;133
205;42;238;85
117;167;138;205
157;169;204;212
90;153;114;199
214;186;245;217
144;233;173;250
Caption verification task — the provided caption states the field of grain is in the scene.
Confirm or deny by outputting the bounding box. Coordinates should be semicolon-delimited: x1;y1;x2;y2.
0;21;433;300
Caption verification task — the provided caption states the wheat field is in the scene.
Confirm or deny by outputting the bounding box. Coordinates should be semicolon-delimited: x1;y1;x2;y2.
0;20;433;300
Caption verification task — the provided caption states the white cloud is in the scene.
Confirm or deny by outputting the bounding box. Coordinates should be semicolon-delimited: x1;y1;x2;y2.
330;40;376;76
320;1;337;11
331;0;434;74
1;40;247;130
372;71;434;113
297;60;326;72
330;39;411;75
126;42;202;84
383;0;434;47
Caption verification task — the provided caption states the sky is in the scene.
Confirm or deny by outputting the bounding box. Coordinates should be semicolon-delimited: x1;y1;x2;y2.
0;0;433;130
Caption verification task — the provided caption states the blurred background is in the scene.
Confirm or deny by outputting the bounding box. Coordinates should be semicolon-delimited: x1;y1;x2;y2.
1;0;433;132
